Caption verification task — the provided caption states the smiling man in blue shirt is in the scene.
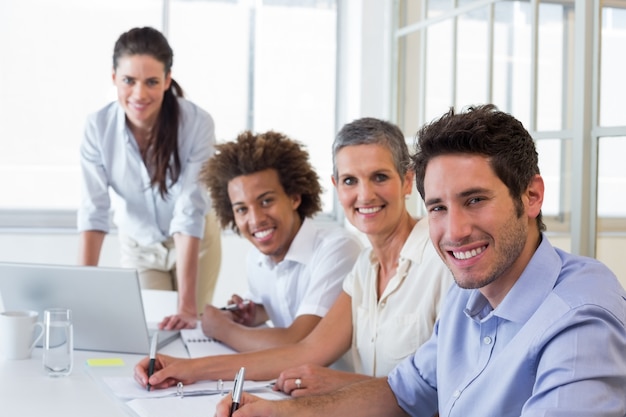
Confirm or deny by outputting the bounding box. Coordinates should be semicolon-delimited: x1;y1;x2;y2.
215;105;626;417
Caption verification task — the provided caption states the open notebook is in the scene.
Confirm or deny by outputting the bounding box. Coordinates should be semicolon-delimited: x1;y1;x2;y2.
125;390;286;417
180;325;237;358
0;262;178;354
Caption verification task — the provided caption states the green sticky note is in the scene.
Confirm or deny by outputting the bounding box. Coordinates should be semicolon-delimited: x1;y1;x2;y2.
86;358;125;367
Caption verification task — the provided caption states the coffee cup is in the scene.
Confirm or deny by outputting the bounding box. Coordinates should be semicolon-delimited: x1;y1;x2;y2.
0;310;44;360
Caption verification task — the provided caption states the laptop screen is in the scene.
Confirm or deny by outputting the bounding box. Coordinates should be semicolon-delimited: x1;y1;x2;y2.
0;262;178;354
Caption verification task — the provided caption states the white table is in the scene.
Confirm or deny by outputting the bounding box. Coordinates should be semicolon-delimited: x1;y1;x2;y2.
0;337;187;417
0;290;282;416
0;290;185;417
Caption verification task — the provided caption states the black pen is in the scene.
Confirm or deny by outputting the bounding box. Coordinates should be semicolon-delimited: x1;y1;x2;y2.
146;332;159;391
230;367;245;416
221;300;251;311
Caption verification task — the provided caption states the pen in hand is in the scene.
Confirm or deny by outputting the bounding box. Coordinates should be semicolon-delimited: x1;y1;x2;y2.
230;367;245;417
146;332;159;391
220;300;251;311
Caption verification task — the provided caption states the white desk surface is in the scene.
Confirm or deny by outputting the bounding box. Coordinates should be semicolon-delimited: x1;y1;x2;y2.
0;336;187;417
0;290;281;416
1;290;188;417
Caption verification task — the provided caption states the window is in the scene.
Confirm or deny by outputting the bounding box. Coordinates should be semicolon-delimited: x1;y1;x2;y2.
393;0;626;280
0;0;338;228
0;0;161;214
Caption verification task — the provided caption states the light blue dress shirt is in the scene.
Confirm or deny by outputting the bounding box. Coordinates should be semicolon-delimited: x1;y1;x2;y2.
388;235;626;417
77;99;215;246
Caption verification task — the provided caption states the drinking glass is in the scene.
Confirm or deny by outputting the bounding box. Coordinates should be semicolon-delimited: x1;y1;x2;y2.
43;308;73;377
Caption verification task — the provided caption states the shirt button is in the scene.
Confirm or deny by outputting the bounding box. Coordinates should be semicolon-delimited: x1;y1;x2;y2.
483;336;492;345
453;389;461;398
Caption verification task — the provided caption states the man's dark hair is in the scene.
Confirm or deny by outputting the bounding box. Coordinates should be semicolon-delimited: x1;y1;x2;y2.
411;104;545;232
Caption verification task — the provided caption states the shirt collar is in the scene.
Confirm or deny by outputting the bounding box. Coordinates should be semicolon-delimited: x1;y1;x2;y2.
465;234;562;323
367;217;431;267
400;217;431;265
258;217;315;269
114;103;139;150
366;219;432;303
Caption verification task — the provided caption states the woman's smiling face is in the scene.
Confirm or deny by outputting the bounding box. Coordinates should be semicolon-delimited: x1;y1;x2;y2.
333;144;413;237
112;54;171;131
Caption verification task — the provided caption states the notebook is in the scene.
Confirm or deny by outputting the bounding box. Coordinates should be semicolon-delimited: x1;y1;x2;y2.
124;386;285;417
103;375;272;400
0;261;178;354
180;326;237;358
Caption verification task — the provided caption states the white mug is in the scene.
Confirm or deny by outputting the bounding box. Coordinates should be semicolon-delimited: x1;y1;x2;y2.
0;310;44;360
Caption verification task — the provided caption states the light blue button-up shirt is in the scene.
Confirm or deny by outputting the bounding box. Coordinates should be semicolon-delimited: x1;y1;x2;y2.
388;235;626;417
77;99;215;245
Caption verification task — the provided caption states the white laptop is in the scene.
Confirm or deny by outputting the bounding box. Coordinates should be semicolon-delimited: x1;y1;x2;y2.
0;262;179;354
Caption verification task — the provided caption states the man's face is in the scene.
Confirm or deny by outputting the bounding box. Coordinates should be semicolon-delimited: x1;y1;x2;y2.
228;169;302;264
423;154;543;306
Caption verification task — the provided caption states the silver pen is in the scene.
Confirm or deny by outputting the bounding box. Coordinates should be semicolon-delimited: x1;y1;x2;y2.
221;300;251;311
230;367;246;416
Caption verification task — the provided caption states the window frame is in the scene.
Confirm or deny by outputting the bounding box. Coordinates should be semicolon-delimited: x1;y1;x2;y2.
0;0;346;232
392;0;626;258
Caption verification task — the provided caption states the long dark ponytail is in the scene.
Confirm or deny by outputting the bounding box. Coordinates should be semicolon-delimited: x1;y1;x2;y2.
113;26;182;198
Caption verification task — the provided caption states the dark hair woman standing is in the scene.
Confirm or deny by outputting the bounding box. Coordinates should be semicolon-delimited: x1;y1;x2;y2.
77;27;221;330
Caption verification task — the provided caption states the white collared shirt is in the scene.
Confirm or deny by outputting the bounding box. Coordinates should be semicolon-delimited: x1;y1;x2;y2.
343;218;454;377
77;99;215;245
246;218;363;328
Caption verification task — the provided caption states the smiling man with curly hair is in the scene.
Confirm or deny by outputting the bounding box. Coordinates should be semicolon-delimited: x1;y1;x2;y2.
195;130;362;353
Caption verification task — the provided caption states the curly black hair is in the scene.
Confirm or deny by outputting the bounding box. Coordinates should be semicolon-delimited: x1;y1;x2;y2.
199;130;322;234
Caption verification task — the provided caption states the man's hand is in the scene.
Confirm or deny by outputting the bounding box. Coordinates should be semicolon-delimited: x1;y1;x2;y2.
134;353;199;391
201;304;235;337
225;294;258;326
215;392;286;417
